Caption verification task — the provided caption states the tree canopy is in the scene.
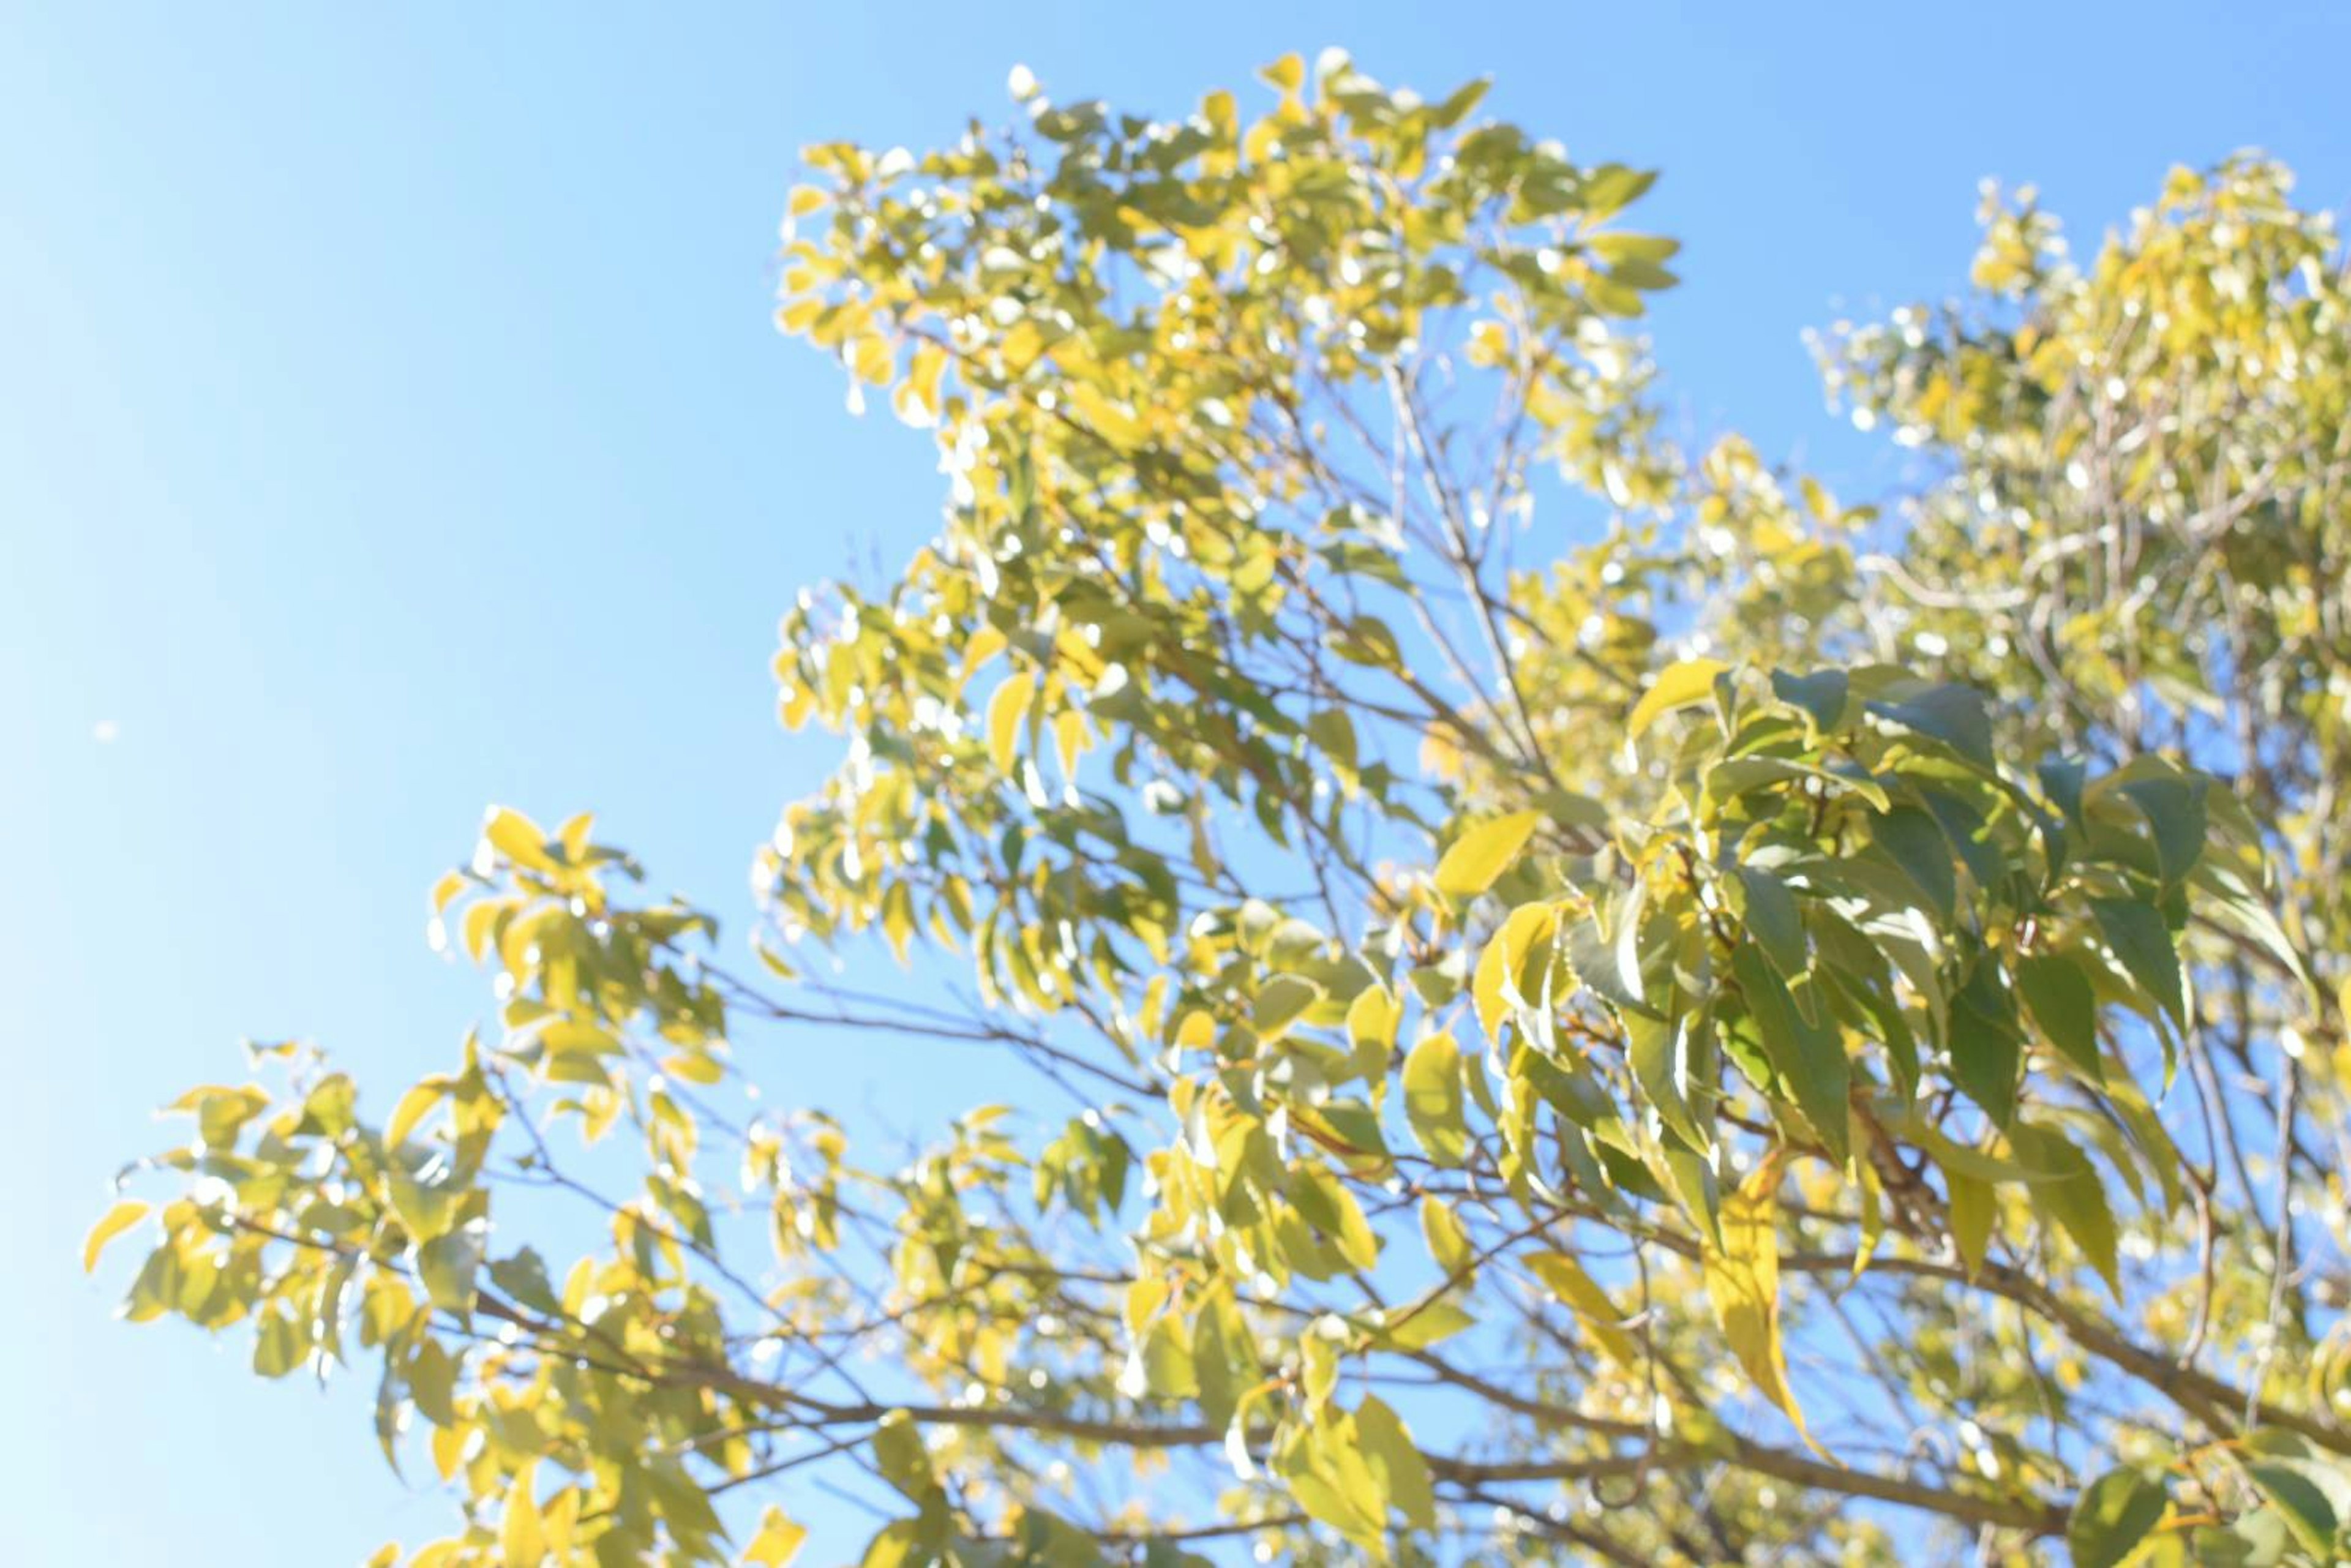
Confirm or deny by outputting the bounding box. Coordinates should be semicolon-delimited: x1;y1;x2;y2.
93;51;2351;1567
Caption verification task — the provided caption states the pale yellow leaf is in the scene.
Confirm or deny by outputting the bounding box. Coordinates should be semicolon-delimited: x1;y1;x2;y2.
1473;900;1559;1043
83;1199;149;1273
1627;658;1728;741
385;1078;448;1150
851;332;893;386
1527;1251;1640;1368
482;806;553;871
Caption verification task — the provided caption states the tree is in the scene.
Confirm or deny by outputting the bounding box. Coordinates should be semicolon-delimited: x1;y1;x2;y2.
91;51;2351;1566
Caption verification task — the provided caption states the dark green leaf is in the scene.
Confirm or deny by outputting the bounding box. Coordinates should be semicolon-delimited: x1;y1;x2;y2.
1867;684;1995;770
2017;953;2102;1081
1869;805;1956;920
1732;943;1850;1165
1736;864;1807;976
2091;898;2186;1032
1771;668;1849;730
1948;961;2022;1128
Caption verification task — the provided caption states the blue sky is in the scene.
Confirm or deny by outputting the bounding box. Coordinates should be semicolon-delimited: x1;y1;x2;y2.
7;2;2349;1562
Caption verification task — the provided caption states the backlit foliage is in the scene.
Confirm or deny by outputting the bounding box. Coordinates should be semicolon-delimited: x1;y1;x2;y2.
98;53;2351;1567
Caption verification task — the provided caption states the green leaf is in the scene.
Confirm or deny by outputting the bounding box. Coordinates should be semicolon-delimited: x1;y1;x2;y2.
1865;684;1995;770
1434;810;1543;900
1580;163;1658;217
2118;774;2208;887
486;1247;561;1316
1948;960;2022;1128
1291;1165;1379;1272
1736;864;1807;975
1869;805;1956;920
1946;1170;1995;1277
1627;658;1727;740
1402;1030;1468;1165
871;1411;934;1499
1352;1396;1434;1531
2038;757;2088;828
2091;898;2186;1032
1771;667;1850;729
2009;1125;2120;1297
1251;974;1322;1040
1732;943;1850;1165
2245;1461;2339;1559
2068;1467;2169;1568
252;1307;303;1379
416;1220;486;1319
2017;952;2102;1081
1625;1005;1711;1153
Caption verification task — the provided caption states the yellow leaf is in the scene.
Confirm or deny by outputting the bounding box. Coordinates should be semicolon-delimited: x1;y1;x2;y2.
1066;381;1147;451
1703;1160;1813;1445
986;675;1033;774
1851;1142;1884;1286
1053;707;1089;778
851;331;893;386
1472;900;1559;1044
539;1018;622;1056
500;1466;545;1567
1202;88;1238;140
894;342;948;427
1627;658;1728;741
662;1050;726;1086
957;625;1008;694
1465;319;1510;368
1434;810;1543;900
385;1078;448;1150
541;1487;581;1555
1948;1170;1995;1278
1402;1030;1468;1165
1344;983;1397;1079
1173;1008;1217;1052
83;1199;149;1273
482;806;553;871
776;296;823;336
429;870;467;913
1526;1251;1640;1368
1420;1195;1472;1276
786;184;828;218
743;1506;809;1567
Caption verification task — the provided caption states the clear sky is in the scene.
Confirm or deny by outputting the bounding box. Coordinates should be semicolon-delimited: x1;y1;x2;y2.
7;2;2348;1562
